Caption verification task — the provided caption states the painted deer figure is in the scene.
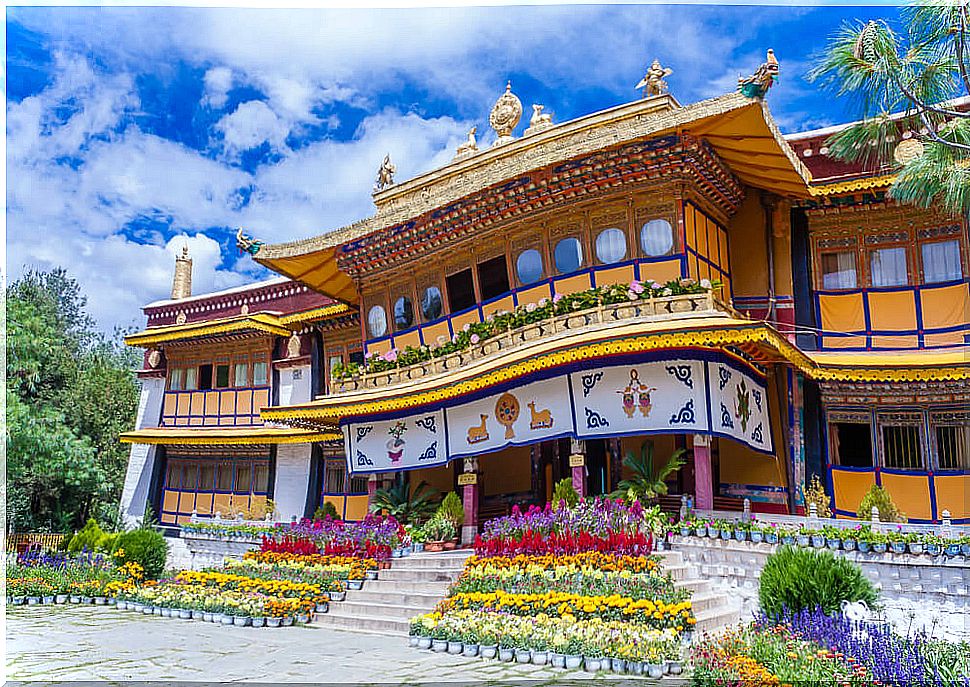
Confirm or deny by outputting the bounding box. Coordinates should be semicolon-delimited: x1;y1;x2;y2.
527;401;554;430
467;414;489;444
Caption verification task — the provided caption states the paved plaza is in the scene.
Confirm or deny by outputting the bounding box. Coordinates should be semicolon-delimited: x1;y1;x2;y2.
6;606;638;683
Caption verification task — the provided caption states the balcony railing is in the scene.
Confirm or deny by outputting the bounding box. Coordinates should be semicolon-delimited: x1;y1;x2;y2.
332;291;735;394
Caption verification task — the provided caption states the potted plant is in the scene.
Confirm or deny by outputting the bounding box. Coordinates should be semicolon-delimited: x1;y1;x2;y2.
478;624;498;659
924;534;944;556
514;645;532;664
796;525;812;547
583;655;602;672
944;538;961;557
871;530;889;554
733;520;750;542
906;532;924;555
811;529;826;549
498;645;515;662
447;638;463;654
252;616;266;628
780;525;795;546
841;527;859;551
750;524;764;544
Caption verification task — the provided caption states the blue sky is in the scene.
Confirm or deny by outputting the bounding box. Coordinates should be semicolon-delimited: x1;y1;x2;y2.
7;4;897;332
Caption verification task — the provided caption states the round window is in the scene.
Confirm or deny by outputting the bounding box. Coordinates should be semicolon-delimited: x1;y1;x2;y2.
421;286;443;321
367;305;387;338
516;249;544;285
640;219;674;257
595;228;627;264
394;296;414;330
554;237;583;274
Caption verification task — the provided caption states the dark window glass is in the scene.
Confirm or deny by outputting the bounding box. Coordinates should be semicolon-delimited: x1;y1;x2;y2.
478;255;511;300
349;475;369;494
937;425;970;470
216;464;233;491
832;422;873;467
198;364;213;391
554;238;583;274
181;464;198;491
253;463;270;493
348;350;364;365
324;461;346;493
394;296;414;330
215;364;230;388
421;287;443;321
199;463;216;491
446;269;476;312
166;463;181;489
235;464;252;493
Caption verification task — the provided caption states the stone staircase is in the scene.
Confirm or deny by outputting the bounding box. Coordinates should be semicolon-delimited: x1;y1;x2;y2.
313;550;471;636
314;547;739;637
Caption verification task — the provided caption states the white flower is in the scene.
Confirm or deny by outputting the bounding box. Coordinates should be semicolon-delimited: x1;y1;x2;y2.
662;288;672;296
526;302;537;313
700;279;712;289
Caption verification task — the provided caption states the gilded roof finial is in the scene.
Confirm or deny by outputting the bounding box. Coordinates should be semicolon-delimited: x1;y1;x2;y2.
236;227;263;256
635;59;672;97
374;153;397;193
454;126;480;160
489;80;523;146
171;241;193;300
738;49;779;99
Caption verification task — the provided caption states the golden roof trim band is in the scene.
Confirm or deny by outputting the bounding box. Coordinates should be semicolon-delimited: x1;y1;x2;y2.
119;427;342;445
808;174;896;196
277;303;354;325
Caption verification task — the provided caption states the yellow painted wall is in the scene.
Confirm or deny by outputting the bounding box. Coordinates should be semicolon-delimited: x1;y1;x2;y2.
880;472;933;521
726;193;768;298
831;469;876;515
411;464;454;496
481;445;533;496
718;438;783;486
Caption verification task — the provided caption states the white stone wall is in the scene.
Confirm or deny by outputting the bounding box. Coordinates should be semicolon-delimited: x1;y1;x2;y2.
276;365;311;407
177;533;260;570
671;536;970;641
273;443;313;521
119;376;165;527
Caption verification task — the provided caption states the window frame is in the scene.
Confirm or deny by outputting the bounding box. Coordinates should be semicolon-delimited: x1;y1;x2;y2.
819;250;859;291
876;411;926;470
929;409;970;471
920;238;964;284
827;410;874;468
868;245;911;288
594;226;629;265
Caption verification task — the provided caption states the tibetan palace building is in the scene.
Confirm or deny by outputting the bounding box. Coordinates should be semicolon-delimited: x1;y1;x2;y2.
120;55;970;532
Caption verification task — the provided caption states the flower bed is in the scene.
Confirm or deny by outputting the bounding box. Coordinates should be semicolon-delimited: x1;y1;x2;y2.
242;551;377;580
677;518;970;557
260;514;401;561
181;522;276;539
6;550;137;604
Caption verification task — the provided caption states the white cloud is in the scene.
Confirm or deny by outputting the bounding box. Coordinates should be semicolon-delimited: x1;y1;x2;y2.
202;66;233;109
215;100;290;156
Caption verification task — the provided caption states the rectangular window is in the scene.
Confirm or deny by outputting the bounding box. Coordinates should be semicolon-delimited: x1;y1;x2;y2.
215;364;230;389
216;463;233;491
181;464;198;491
234;362;249;387
821;251;857;290
184;367;198;390
252;361;268;386
166;463;181;489
936;425;970;470
446;268;476;312
922;240;963;284
198;364;213;391
870;246;909;287
235;464;252;493
199;463;216;491
168;368;183;391
348;350;364;365
253;463;270;493
324;461;346;493
349;475;369;494
830;422;873;467
329;355;343;378
880;423;924;469
477;255;511;301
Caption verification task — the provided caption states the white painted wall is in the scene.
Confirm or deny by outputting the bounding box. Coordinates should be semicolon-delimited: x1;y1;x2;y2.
119;376;165;526
277;364;311;407
274;443;313;521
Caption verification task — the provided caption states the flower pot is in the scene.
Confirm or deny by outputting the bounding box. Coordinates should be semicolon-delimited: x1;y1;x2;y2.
750;531;764;544
221;614;235;625
347;580;363;590
515;648;532;663
12;597;25;605
843;538;857;551
329;591;346;602
945;543;961;557
610;658;626;674
408;635;420;648
55;594;68;604
152;606;163;616
192;610;204;620
531;650;548;665
720;529;732;540
443;541;457;550
927;544;942;556
43;596;55;605
413;543;424;553
891;542;906;554
94;597;107;605
782;535;795;545
550;652;566;669
425;541;444;553
365;571;378;580
26;597;40;605
908;542;924;555
316;602;329;613
564;654;583;670
873;542;888;553
160;608;171;618
116;600;127;610
143;605;154;615
706;526;717;538
734;530;747;542
765;532;779;544
108;598;117;606
858;541;871;553
418;637;433;650
266;617;282;628
281;617;294;627
431;639;448;653
463;643;480;658
961;543;970;556
203;612;214;623
811;535;826;548
695;528;707;538
296;613;310;624
392;549;403;558
628;661;644;675
827;538;841;550
679;527;691;537
233;616;250;627
583;657;602;672
180;609;193;620
796;535;810;547
81;596;93;604
498;647;514;662
647;663;664;678
668;660;684;675
252;617;265;628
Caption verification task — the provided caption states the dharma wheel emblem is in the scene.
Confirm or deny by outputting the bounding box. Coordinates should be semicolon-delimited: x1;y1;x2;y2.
489;81;522;145
495;392;520;439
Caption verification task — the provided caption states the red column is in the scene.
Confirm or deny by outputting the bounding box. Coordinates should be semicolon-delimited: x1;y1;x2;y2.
461;481;478;545
693;434;713;510
366;476;378;511
571;465;586;498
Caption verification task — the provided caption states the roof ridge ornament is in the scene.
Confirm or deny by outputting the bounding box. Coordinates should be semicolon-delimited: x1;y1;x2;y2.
373;153;396;194
635;59;672;98
454;126;480;160
524;104;554;136
236;227;263;256
738;49;779;99
489;81;522;146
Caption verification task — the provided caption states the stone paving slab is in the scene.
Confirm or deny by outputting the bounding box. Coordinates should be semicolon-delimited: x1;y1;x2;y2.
6;606;661;683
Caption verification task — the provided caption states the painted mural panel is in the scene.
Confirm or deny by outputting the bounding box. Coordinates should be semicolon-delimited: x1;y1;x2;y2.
709;361;773;453
347;409;446;474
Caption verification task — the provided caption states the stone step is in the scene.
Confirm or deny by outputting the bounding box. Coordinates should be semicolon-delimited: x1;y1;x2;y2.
693;602;742;633
674;578;710;594
348;589;449;607
392;552;473;569
312;610;410;636
377;568;466;583
689;591;725;614
328;600;432;620
358;579;454;595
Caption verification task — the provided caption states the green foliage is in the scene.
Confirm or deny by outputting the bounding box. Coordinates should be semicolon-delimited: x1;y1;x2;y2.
809;5;970;216
313;501;341;521
113;528;169;579
613;442;686;504
437;491;465;528
6;268;139;533
552;478;580;508
67;518;107;553
759;546;879;616
370;480;439;524
424;512;458;542
859;485;907;523
804;475;832;519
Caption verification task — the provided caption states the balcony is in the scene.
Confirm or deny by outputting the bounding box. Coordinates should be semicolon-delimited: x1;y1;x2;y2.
331;291;736;394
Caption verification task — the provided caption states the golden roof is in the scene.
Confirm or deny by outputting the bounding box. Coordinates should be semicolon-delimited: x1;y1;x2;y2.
119;426;342;446
255;92;812;303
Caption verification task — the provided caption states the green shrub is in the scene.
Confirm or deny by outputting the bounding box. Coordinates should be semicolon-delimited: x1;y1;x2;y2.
112;528;169;579
759;545;878;616
437;491;464;528
858;485;906;522
96;532;120;553
552;478;580;508
313;502;340;521
67;518;106;553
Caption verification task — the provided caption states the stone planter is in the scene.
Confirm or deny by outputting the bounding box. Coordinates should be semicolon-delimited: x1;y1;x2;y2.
583;656;603;672
329;591;346;602
908;542;924;555
43;595;55;605
446;640;463;654
858;541;871;553
514;648;532;663
550;652;566;669
750;531;764;544
498;647;514;662
843;538;857;551
610;658;626;673
827;538;841;550
891;542;907;554
192;610;204;620
480;644;497;659
221;614;235;625
233;616;250;627
55;594;68;604
531;650;548;666
811;535;826;548
431;639;448;653
180;609;193;620
267;617;282;628
646;663;664;678
417;637;433;650
252;617;266;628
462;643;480;658
668;660;684;675
565;654;583;670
